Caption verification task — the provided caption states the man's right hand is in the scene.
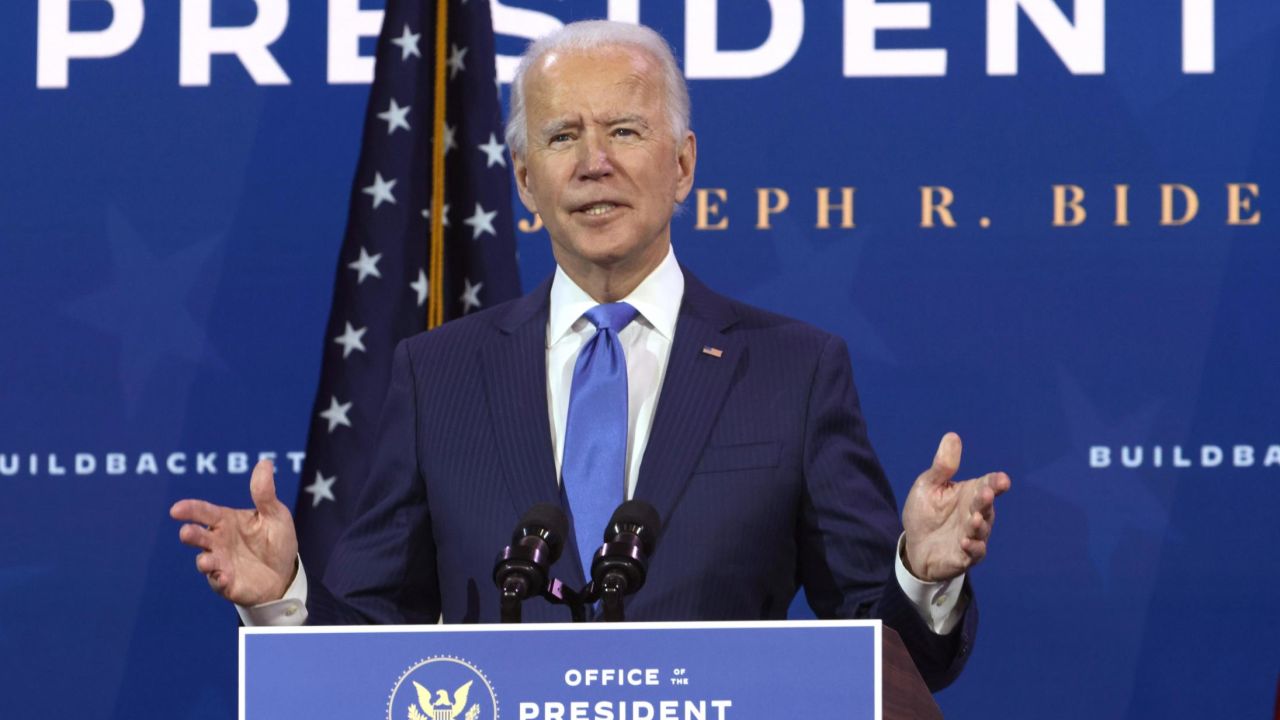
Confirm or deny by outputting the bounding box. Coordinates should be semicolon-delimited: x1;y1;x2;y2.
170;459;299;607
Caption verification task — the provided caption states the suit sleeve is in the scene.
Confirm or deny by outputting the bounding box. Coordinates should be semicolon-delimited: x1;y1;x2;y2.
306;339;441;625
796;334;976;691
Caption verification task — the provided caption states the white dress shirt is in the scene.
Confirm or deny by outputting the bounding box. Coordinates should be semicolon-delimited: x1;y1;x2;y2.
546;246;683;500
241;246;965;632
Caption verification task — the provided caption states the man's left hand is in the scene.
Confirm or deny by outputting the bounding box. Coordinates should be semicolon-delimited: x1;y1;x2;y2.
901;432;1011;582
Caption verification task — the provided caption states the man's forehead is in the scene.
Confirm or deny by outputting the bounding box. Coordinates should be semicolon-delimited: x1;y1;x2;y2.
536;42;652;68
529;45;659;88
525;47;663;118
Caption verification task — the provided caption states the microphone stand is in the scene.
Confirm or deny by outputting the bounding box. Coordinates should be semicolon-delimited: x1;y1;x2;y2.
581;549;644;622
581;571;628;622
548;578;587;623
499;577;525;624
495;526;586;623
578;501;661;622
499;575;586;623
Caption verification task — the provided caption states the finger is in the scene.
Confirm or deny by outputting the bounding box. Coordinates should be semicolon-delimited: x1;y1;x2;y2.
170;498;226;527
206;568;230;594
989;471;1012;496
959;537;987;564
248;459;279;516
969;481;997;516
967;511;992;542
195;550;221;576
178;523;216;551
925;432;962;485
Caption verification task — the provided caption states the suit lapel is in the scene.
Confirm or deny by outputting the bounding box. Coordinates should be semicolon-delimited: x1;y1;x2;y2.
634;269;742;528
480;276;562;521
479;267;741;583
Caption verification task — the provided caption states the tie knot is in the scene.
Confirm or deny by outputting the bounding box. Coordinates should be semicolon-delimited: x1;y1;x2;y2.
583;302;638;332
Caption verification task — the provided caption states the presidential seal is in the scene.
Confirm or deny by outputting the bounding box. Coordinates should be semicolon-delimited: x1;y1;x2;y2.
388;656;500;720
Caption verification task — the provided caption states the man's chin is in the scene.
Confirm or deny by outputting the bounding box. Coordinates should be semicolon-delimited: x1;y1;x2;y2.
558;247;656;276
557;234;635;266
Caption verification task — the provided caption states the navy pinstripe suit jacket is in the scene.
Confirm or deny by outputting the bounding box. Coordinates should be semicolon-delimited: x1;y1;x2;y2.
308;266;976;690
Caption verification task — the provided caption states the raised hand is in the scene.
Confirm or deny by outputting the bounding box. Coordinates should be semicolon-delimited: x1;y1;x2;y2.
901;433;1011;583
170;459;299;606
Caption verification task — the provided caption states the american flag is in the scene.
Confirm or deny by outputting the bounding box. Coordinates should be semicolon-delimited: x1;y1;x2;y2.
294;0;520;580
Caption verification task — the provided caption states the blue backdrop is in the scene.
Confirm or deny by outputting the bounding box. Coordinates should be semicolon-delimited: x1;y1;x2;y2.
2;1;1277;718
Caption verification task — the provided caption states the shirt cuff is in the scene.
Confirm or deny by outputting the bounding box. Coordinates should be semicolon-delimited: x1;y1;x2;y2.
234;555;309;627
894;534;966;635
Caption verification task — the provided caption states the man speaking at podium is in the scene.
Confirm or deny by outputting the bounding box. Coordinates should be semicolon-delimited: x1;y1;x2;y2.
171;20;1010;691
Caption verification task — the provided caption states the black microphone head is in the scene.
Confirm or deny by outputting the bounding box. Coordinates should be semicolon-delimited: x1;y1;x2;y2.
604;500;661;554
514;502;569;562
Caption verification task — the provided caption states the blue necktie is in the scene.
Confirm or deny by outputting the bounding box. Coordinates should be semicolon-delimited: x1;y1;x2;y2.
562;302;638;580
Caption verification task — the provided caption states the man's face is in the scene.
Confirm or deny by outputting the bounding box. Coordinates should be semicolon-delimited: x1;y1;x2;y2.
513;46;696;285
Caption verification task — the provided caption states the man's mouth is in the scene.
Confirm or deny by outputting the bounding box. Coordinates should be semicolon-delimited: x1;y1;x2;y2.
578;202;620;216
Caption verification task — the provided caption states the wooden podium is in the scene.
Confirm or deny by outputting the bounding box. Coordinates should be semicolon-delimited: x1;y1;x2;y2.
881;626;944;719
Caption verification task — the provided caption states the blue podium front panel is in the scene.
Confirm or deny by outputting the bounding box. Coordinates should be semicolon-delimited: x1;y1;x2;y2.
241;620;881;720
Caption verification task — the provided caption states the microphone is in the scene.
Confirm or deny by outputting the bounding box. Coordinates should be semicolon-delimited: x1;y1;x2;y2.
586;500;662;622
492;503;569;623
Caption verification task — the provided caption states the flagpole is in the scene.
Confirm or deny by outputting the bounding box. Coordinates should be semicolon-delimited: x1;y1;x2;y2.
427;0;450;330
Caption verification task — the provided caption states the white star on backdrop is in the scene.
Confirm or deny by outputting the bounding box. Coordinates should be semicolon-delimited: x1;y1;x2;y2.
422;204;451;227
476;133;507;168
347;246;383;284
319;395;353;432
304;471;337;507
459;278;483;314
390;25;421;61
443;123;457;154
411;268;429;307
463;202;498;240
377;98;411;135
362;172;397;209
333;322;368;358
447;44;469;79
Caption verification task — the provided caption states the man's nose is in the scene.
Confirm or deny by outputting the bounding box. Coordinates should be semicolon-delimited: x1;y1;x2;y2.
577;132;614;179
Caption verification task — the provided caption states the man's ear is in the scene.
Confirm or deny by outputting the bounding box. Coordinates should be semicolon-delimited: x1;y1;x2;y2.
673;130;697;204
512;152;538;213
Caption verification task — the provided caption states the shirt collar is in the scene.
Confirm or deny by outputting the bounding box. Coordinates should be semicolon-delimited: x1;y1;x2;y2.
547;245;685;347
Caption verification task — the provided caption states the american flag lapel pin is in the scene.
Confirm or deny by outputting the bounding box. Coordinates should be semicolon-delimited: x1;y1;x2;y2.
701;346;724;358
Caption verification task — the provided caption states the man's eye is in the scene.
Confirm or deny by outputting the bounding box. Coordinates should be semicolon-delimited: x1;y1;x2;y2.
612;127;637;137
550;133;572;144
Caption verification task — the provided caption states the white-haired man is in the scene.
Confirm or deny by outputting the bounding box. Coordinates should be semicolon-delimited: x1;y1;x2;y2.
173;20;1008;691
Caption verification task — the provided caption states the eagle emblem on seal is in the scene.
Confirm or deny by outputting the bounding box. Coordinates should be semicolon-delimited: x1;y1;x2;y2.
408;679;480;720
